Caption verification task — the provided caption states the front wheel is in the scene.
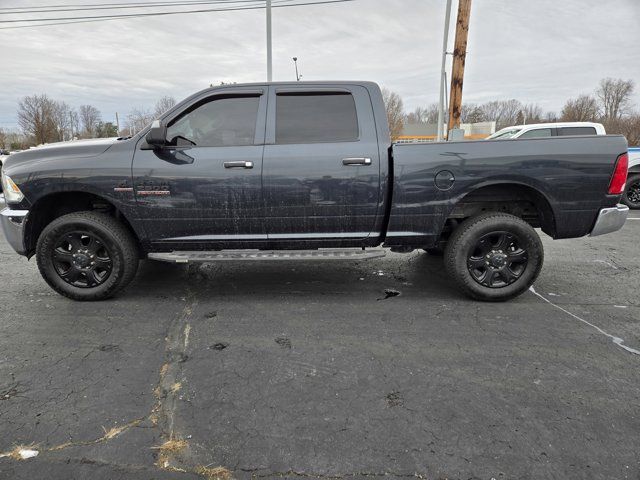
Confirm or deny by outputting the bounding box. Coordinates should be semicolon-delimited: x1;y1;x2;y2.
36;212;139;301
621;173;640;209
444;213;543;302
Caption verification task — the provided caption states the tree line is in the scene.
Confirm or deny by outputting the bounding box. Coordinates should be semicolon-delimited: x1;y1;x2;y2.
1;95;177;150
383;77;640;145
3;77;639;149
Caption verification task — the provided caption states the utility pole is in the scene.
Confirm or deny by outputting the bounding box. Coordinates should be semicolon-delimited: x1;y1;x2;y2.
115;112;120;135
447;0;472;139
436;0;453;142
266;0;273;81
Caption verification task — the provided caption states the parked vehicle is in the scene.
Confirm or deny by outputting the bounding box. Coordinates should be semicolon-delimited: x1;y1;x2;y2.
0;82;629;302
487;122;606;140
621;147;640;209
0;150;10;195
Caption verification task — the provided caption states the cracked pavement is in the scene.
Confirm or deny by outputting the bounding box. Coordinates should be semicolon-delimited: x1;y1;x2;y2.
1;203;639;479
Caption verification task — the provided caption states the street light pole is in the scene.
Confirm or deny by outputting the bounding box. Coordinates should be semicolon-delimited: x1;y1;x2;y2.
266;0;273;81
437;0;453;141
293;57;300;81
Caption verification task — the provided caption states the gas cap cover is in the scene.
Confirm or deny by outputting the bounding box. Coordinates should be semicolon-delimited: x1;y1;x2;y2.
435;170;455;190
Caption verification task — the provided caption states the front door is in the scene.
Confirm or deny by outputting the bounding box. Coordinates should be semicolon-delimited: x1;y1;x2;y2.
132;87;268;246
262;85;381;242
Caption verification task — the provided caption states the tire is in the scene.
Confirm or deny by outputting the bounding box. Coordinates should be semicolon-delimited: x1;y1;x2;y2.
444;212;543;302
36;212;139;301
621;173;640;209
423;247;444;256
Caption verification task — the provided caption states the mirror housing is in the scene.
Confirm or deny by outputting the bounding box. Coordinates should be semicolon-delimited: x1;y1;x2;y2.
145;119;166;148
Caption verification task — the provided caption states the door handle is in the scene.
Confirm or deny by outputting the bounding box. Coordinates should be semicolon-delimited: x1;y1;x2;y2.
342;157;372;166
224;161;254;169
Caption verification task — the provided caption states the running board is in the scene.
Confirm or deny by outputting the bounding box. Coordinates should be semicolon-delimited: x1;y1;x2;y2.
148;248;386;264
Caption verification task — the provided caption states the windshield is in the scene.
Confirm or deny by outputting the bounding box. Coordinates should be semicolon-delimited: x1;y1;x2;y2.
488;128;521;139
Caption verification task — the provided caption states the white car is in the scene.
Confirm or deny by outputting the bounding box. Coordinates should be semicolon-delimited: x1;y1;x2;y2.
487;122;606;140
0;151;11;197
622;147;640;209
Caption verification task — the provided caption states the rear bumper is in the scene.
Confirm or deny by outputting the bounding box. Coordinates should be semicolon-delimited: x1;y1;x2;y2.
0;207;28;255
589;204;629;237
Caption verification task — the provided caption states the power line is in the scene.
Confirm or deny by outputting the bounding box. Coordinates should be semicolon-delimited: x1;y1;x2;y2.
0;0;275;15
0;0;253;9
0;0;354;29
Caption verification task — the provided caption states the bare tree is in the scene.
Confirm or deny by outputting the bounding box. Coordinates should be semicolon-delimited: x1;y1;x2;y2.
596;78;634;120
602;114;640;146
78;105;102;138
17;94;59;144
53;101;73;141
460;103;485;123
154;96;177;118
560;95;599;122
520;104;544;124
125;107;154;135
479;99;523;129
405;104;439;124
381;87;404;139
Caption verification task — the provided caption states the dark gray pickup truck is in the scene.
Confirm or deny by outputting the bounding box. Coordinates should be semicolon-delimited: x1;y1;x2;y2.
1;81;630;301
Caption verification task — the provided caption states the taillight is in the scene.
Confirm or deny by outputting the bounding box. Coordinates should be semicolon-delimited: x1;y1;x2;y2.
608;152;628;195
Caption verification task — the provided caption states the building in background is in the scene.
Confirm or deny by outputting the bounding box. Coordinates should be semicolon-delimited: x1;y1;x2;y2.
396;121;496;142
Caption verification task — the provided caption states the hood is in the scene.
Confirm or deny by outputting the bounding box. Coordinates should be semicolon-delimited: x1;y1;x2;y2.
3;137;121;170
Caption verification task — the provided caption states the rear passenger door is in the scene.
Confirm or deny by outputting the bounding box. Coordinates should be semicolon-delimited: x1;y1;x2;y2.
262;85;381;241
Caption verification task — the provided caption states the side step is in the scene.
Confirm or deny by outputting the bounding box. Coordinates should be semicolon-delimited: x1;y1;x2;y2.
148;248;387;264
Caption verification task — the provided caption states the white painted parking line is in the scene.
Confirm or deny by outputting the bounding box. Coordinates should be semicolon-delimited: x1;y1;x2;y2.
529;286;640;356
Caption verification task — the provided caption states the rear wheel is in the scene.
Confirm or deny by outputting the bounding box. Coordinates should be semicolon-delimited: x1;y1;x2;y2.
621;173;640;209
36;212;139;301
444;212;543;301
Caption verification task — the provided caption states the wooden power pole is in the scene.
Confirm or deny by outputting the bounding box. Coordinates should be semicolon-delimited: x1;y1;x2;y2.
447;0;472;138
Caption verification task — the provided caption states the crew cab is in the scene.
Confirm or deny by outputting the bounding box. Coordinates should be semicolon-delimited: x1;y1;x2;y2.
0;82;630;302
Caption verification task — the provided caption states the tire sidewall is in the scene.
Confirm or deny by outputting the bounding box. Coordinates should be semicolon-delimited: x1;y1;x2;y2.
37;217;128;300
447;215;544;301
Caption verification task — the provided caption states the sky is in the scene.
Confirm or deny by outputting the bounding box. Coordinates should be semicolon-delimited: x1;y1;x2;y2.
1;0;639;130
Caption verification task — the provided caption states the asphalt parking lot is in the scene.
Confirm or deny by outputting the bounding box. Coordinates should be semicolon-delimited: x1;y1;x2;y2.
1;202;639;480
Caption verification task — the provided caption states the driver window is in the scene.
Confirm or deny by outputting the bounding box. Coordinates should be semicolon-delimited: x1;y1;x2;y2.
166;95;260;147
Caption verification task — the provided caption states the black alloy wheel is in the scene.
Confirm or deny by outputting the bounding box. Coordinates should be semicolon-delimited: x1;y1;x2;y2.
622;174;640;209
466;231;528;288
52;231;113;288
444;212;543;302
36;211;139;301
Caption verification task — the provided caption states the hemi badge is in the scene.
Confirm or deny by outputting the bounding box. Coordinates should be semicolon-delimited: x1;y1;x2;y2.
114;187;134;192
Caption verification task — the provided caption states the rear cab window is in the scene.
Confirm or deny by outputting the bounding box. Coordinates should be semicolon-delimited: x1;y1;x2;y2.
275;92;359;144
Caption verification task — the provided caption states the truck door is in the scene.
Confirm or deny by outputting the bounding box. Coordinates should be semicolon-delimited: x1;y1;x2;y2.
262;85;381;242
132;87;267;246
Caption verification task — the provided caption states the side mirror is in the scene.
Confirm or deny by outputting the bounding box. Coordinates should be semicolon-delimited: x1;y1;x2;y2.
145;120;166;148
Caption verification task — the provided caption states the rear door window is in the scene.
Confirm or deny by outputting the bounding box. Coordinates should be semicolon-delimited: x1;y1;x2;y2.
558;127;597;136
275;92;359;144
519;128;552;139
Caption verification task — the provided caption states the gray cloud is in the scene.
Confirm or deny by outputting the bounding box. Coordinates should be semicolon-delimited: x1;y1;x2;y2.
1;0;639;129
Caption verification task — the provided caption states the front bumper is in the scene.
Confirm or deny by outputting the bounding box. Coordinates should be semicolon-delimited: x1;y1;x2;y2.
0;207;28;255
590;204;629;237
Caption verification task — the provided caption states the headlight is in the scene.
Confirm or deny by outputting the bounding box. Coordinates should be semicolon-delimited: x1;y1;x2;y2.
1;171;24;203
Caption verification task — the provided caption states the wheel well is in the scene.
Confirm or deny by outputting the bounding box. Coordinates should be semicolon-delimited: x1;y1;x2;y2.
436;184;556;246
25;192;141;257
